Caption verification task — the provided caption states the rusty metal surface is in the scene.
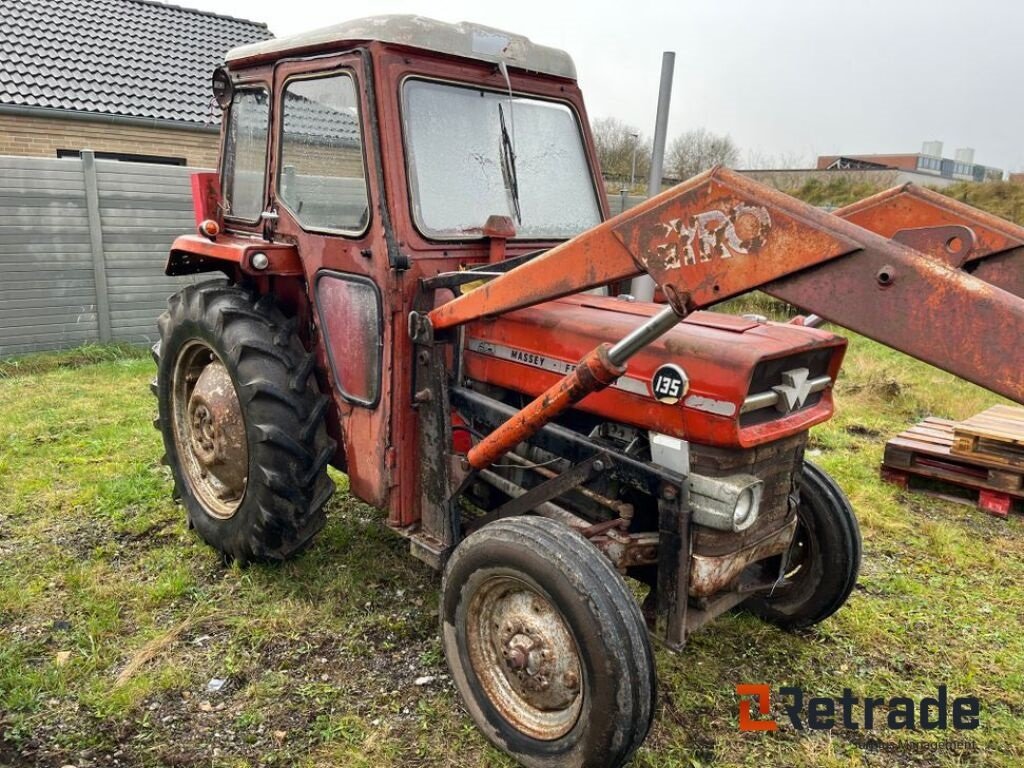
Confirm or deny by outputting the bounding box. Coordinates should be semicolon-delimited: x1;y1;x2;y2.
689;516;796;598
655;492;690;650
475;470;591;531
837;183;1024;263
465;575;583;740
171;343;248;519
483;454;606;522
764;239;1024;404
971;249;1024;301
891;225;976;268
836;184;1024;298
593;530;660;569
432;169;1023;408
611;170;859;314
464;295;845;449
502;450;635;520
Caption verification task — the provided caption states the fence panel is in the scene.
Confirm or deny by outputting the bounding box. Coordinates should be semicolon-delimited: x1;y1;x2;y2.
94;159;200;345
0;156;97;355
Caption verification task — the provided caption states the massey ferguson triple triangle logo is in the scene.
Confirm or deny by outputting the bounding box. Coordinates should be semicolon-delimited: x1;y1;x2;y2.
651;203;772;269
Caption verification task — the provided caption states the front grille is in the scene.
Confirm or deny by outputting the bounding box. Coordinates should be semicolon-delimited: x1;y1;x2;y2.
689;431;807;555
740;349;834;427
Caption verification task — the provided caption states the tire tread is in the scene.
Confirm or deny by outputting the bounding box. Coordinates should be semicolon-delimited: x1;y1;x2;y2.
153;279;334;563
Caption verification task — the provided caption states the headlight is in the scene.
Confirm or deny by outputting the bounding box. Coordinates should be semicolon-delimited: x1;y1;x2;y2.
731;484;762;531
688;473;763;532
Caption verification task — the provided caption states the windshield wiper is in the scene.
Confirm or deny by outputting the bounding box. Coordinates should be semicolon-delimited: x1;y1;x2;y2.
498;102;522;225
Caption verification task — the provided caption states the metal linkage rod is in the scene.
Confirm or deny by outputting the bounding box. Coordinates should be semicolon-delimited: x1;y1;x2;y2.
467;306;682;470
607;305;680;366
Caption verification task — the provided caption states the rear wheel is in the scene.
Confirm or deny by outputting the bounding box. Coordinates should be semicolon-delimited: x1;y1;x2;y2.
744;461;861;629
441;517;656;768
154;280;335;564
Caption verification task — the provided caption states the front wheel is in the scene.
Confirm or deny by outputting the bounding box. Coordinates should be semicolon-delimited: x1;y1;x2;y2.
743;461;861;629
441;517;656;768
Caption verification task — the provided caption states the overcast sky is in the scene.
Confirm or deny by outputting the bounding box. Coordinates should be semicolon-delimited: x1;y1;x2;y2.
182;0;1024;172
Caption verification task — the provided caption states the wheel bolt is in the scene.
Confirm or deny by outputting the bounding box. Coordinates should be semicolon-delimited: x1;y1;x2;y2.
506;648;528;671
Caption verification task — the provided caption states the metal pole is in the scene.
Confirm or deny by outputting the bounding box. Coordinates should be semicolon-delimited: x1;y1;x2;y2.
630;51;675;302
607;305;680;366
629;132;639;189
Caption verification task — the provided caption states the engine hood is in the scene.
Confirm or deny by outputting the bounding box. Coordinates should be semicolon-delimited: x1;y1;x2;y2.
462;294;847;448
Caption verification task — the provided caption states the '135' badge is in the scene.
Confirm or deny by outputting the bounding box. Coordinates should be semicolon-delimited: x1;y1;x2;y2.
651;364;689;404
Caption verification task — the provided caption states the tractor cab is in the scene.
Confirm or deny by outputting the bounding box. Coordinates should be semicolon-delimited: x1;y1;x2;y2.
171;16;620;520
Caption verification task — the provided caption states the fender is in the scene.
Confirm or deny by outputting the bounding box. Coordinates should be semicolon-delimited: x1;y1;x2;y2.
165;234;303;277
168;171;304;278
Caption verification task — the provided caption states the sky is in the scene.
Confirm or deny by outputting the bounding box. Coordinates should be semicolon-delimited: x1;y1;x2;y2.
181;0;1024;172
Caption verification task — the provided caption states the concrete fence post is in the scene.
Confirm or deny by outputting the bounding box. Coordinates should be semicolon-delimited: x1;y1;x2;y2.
81;149;112;343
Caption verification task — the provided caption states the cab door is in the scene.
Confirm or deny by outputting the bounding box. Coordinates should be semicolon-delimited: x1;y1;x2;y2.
268;51;394;510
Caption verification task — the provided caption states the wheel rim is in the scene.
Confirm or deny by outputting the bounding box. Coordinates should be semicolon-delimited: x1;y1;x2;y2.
171;340;248;519
773;502;821;601
466;575;583;741
784;518;813;580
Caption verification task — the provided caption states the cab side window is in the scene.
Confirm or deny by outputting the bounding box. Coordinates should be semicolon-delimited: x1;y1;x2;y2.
222;88;270;222
278;73;370;234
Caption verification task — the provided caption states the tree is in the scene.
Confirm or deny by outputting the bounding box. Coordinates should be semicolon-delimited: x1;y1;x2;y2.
591;117;651;186
666;128;740;181
743;148;809;170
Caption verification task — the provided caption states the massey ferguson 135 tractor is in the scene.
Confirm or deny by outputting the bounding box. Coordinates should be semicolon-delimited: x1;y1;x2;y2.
153;16;1023;767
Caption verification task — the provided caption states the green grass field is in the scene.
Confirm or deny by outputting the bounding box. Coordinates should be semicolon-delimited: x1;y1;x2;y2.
0;335;1021;768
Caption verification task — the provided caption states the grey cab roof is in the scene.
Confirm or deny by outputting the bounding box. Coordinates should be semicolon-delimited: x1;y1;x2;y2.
227;15;577;80
0;0;272;126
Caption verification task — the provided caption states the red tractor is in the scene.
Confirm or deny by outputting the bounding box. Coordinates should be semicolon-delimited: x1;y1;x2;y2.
154;16;1024;767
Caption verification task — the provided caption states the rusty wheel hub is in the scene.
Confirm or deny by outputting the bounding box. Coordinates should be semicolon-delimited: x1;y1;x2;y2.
466;576;583;740
171;342;248;519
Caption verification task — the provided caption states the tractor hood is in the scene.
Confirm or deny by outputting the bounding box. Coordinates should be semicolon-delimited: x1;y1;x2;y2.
463;295;847;448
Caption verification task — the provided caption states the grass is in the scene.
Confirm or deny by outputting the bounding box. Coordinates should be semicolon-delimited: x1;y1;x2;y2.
0;337;1022;768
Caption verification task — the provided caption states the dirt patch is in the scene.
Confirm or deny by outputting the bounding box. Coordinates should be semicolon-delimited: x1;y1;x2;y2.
845;424;882;438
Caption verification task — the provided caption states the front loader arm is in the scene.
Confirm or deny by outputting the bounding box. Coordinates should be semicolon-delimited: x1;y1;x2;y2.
764;183;1024;403
424;167;1024;471
834;183;1024;299
430;166;863;326
762;248;1022;403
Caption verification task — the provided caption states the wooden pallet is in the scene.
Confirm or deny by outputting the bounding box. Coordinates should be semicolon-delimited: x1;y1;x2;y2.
881;417;1023;518
951;404;1024;469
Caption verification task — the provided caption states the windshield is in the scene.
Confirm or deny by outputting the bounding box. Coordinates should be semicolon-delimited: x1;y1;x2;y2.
402;79;602;240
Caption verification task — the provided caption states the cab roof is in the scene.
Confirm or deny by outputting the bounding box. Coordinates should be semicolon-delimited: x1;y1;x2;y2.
225;14;577;80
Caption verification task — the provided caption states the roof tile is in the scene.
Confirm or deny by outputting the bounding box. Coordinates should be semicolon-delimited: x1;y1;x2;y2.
0;0;271;125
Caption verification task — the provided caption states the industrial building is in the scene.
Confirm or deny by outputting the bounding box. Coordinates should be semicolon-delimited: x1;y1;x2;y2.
817;141;1004;183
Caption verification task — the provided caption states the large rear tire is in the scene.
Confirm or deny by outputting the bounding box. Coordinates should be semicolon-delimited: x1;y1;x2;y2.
743;461;861;629
154;279;335;564
441;517;656;768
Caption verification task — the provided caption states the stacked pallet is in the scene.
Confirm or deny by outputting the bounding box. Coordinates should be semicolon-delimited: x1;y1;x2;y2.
881;405;1024;518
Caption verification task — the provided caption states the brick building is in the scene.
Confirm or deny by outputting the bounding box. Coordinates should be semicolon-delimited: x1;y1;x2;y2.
817;141;1004;184
0;0;271;167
